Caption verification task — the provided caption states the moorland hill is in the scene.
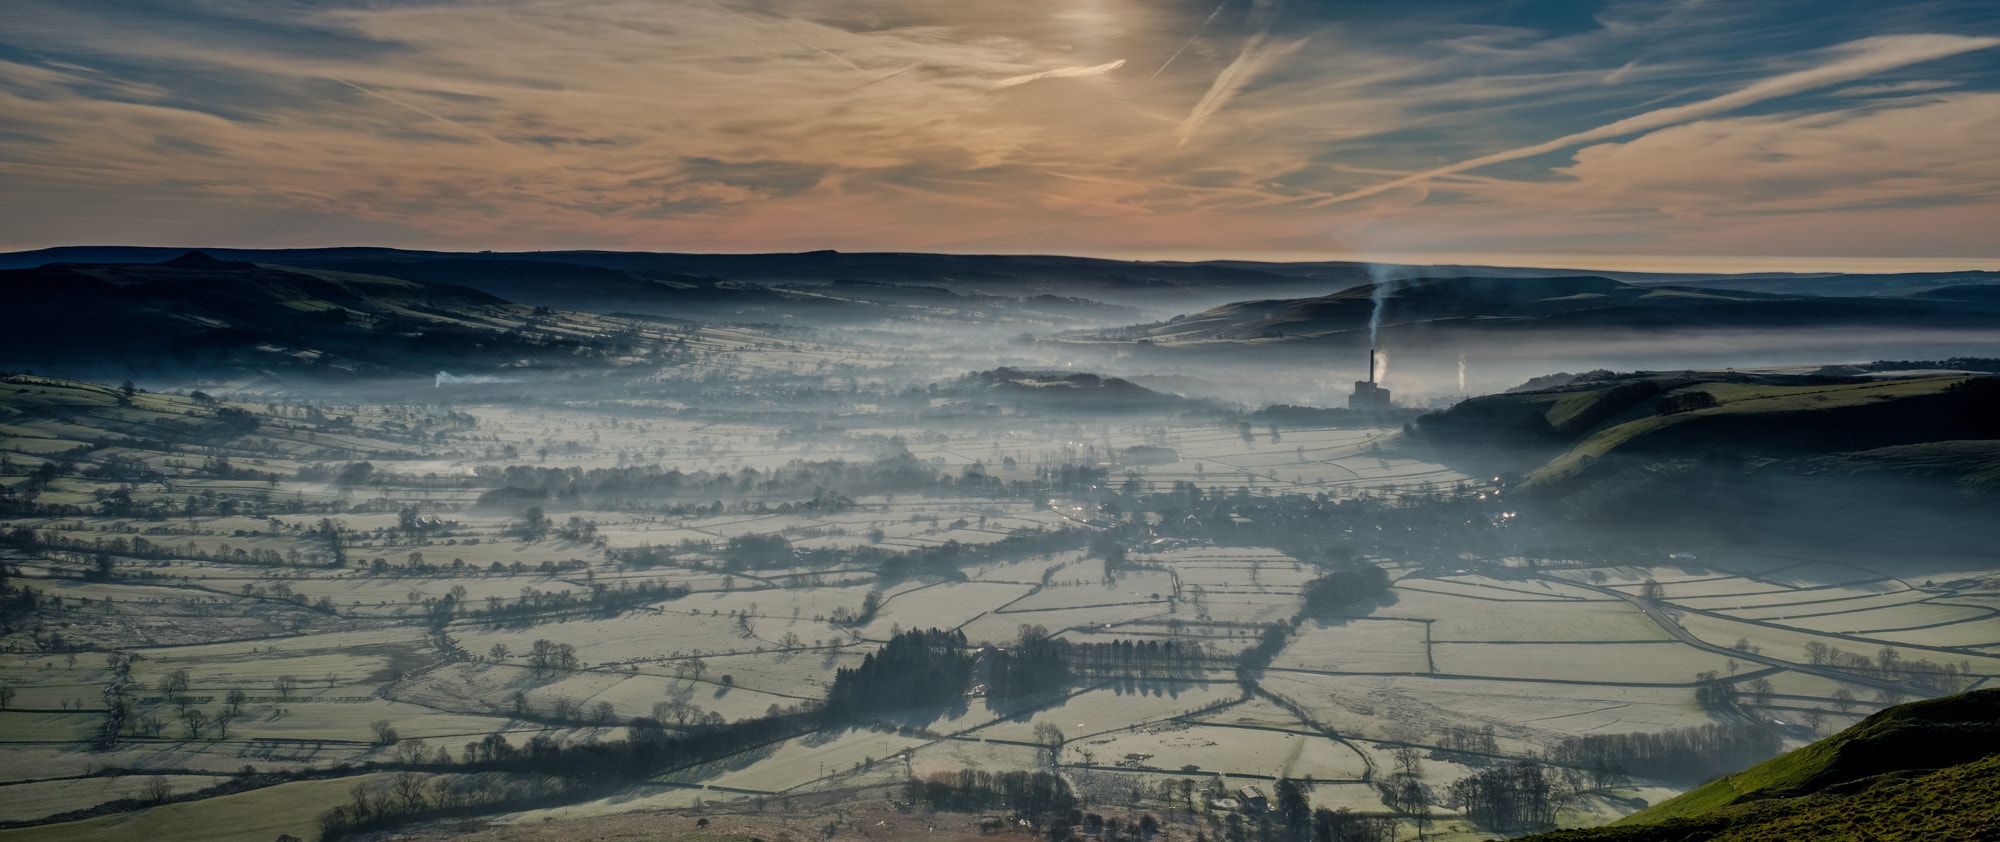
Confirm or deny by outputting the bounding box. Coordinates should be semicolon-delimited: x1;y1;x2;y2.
1519;688;2000;841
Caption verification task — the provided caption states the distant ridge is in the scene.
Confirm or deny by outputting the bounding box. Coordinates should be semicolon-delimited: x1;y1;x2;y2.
3;246;1995;302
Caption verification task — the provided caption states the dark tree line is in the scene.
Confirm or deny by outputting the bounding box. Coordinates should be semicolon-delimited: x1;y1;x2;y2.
986;628;1218;701
1306;808;1397;842
1443;762;1560;832
467;579;690;626
4;530;304;568
1251;772;1397;842
985;631;1072;700
1432;723;1498;755
904;769;1077;817
462;454;943;508
319;701;827;839
822;628;974;721
0;564;37;637
1297;564;1390;618
1235;623;1292;682
1546;722;1782;788
1804;641;1976;693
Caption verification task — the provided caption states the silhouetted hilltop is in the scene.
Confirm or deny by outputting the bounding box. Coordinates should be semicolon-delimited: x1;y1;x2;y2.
0;253;618;379
1412;371;2000;546
1124;275;2000;345
947;368;1222;415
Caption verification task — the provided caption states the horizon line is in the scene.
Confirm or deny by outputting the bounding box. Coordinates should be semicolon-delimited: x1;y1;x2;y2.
5;243;2000;276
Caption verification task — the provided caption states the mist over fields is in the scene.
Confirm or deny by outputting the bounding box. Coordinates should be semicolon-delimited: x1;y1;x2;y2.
1;248;1997;842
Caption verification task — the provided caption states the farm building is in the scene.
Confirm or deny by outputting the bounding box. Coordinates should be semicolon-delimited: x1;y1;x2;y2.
1238;785;1268;810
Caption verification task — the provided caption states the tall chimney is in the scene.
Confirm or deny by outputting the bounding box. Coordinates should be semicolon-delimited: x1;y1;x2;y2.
1368;348;1376;384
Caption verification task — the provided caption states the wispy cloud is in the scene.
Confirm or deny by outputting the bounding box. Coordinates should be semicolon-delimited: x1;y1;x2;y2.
1305;34;2000;207
993;59;1127;90
1174;33;1308;147
0;0;1995;262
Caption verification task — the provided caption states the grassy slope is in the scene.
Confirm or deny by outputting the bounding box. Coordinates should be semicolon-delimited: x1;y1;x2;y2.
1515;689;2000;841
0;774;381;842
1526;376;1970;488
1525;754;2000;842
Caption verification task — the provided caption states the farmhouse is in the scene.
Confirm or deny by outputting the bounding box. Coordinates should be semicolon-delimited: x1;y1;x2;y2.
1238;785;1268;810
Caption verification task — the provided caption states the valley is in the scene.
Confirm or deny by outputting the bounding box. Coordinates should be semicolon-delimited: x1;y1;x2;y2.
2;250;1995;840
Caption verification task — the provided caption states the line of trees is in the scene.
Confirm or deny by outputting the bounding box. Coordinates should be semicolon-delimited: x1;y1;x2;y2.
1803;641;1976;693
3;529;302;568
1545;722;1783;788
1256;772;1398;842
822;628;973;721
319;699;829;839
1442;762;1562;833
1297;564;1390;618
462;454;943;509
903;769;1077;817
467;579;690;626
986;626;1220;701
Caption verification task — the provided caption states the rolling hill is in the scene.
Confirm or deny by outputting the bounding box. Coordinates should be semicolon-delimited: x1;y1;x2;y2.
1518;689;2000;842
0;252;643;381
0;246;1358;318
1411;369;2000;546
1122;275;2000;345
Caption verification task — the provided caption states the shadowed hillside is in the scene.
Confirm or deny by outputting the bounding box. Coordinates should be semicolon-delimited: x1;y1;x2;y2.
0;252;646;380
1123;275;2000;345
1411;370;2000;547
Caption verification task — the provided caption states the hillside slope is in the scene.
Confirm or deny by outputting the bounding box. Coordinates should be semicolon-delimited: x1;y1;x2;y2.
1129;275;2000;345
1519;689;2000;842
1412;371;2000;546
0;252;640;380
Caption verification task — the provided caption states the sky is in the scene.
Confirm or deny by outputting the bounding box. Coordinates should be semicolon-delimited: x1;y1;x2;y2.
1;0;1997;268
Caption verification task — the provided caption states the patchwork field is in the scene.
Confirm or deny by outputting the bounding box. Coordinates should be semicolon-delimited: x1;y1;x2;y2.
3;374;1995;842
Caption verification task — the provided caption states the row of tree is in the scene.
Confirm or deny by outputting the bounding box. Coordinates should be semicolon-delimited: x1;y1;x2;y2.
822;628;974;721
902;769;1078;817
1545;722;1783;789
986;626;1221;701
1803;641;1977;693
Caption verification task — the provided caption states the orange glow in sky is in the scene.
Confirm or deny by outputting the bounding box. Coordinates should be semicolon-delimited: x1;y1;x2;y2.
1;1;1997;268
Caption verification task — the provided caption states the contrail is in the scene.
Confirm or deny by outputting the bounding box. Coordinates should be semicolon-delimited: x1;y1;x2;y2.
1174;35;1306;146
993;59;1127;90
848;61;924;93
1174;0;1301;146
329;77;566;172
786;25;863;72
1305;34;2000;207
1151;0;1230;82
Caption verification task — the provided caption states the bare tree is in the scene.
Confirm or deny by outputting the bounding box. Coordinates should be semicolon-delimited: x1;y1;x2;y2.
274;674;299;702
1831;688;1857;714
1802;709;1826;735
156;669;191;705
1392;746;1424;779
1032;721;1066;766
